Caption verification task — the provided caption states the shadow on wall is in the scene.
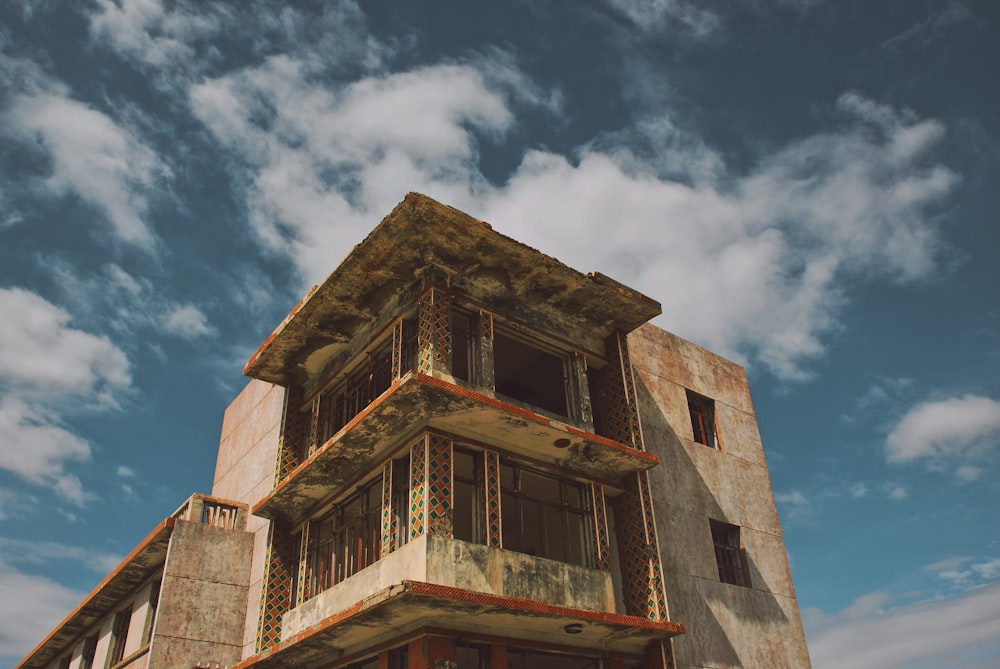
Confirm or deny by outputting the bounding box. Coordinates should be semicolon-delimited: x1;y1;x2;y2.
632;378;790;668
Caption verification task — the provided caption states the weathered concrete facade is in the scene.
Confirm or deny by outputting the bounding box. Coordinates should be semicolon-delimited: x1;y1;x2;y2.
19;194;810;669
17;495;253;669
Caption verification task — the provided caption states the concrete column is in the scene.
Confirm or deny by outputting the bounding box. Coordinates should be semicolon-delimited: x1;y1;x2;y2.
417;287;452;376
477;310;495;390
571;351;594;427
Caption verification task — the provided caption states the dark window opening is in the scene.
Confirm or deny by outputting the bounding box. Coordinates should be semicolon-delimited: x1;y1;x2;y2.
453;447;482;543
687;390;717;448
507;648;604;669
109;608;131;665
145;580;161;644
80;635;98;669
456;642;487;668
305;480;382;599
451;309;474;382
389;645;408;669
316;339;395;447
493;332;568;417
711;519;750;587
392;457;411;550
500;461;592;567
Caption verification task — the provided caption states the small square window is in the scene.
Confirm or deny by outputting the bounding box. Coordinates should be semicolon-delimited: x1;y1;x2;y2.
687;390;717;448
710;519;750;587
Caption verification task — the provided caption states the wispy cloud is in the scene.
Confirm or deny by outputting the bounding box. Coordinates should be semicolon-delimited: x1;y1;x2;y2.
805;583;1000;669
0;287;131;503
0;49;169;248
87;1;959;385
886;394;1000;479
48;261;217;343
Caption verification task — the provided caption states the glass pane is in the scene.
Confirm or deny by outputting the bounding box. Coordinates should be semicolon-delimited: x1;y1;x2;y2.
454;479;475;542
521;469;560;504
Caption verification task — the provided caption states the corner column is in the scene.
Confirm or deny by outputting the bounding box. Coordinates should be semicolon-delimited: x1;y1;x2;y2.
417;287;452;376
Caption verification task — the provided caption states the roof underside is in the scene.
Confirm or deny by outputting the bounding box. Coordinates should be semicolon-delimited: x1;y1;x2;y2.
245;193;661;387
16;519;174;669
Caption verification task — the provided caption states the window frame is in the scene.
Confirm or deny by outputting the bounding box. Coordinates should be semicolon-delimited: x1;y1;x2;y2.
710;519;750;587
499;459;594;568
107;606;131;667
687;389;718;448
304;478;383;600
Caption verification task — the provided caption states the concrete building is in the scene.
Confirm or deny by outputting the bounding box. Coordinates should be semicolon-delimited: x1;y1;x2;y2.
17;194;811;669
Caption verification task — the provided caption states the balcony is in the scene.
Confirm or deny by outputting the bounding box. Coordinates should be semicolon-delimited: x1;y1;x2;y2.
233;535;682;668
253;373;659;525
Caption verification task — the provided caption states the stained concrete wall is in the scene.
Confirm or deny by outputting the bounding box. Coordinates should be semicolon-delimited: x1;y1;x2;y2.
281;534;615;640
146;519;253;667
211;378;285;659
628;324;812;669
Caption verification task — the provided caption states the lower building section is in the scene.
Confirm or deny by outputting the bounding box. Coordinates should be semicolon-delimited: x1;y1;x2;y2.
237;606;679;668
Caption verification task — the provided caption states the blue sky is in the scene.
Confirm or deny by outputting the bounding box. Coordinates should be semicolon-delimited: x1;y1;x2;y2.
0;1;998;666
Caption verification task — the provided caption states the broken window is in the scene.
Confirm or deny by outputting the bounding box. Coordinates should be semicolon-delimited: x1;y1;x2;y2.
687;390;717;448
493;331;569;417
500;461;593;567
79;635;97;669
451;308;475;382
144;579;161;645
108;607;131;665
710;519;750;587
305;479;382;599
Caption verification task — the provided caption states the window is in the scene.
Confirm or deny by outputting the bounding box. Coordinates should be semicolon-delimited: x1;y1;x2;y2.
493;331;569;417
144;580;161;644
80;635;98;669
108;607;131;665
687;390;717;448
451;308;475;382
316;339;395;447
710;520;750;587
500;461;592;567
456;642;487;668
305;479;382;599
507;648;604;668
453;447;481;543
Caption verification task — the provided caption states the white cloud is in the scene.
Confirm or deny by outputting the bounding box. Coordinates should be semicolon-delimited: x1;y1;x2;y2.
0;561;84;662
805;584;1000;669
189;57;539;284
0;537;122;574
0;397;91;505
163;304;215;338
0;288;130;503
48;262;216;343
0;52;167;247
886;395;1000;476
122;0;956;383
480;94;956;379
0;287;130;402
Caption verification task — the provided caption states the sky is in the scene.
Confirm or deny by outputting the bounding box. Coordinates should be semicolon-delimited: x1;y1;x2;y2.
0;0;998;666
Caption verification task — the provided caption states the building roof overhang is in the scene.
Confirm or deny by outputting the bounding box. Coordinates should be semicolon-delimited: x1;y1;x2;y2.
244;193;662;388
14;519;175;669
234;580;684;668
253;373;660;526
